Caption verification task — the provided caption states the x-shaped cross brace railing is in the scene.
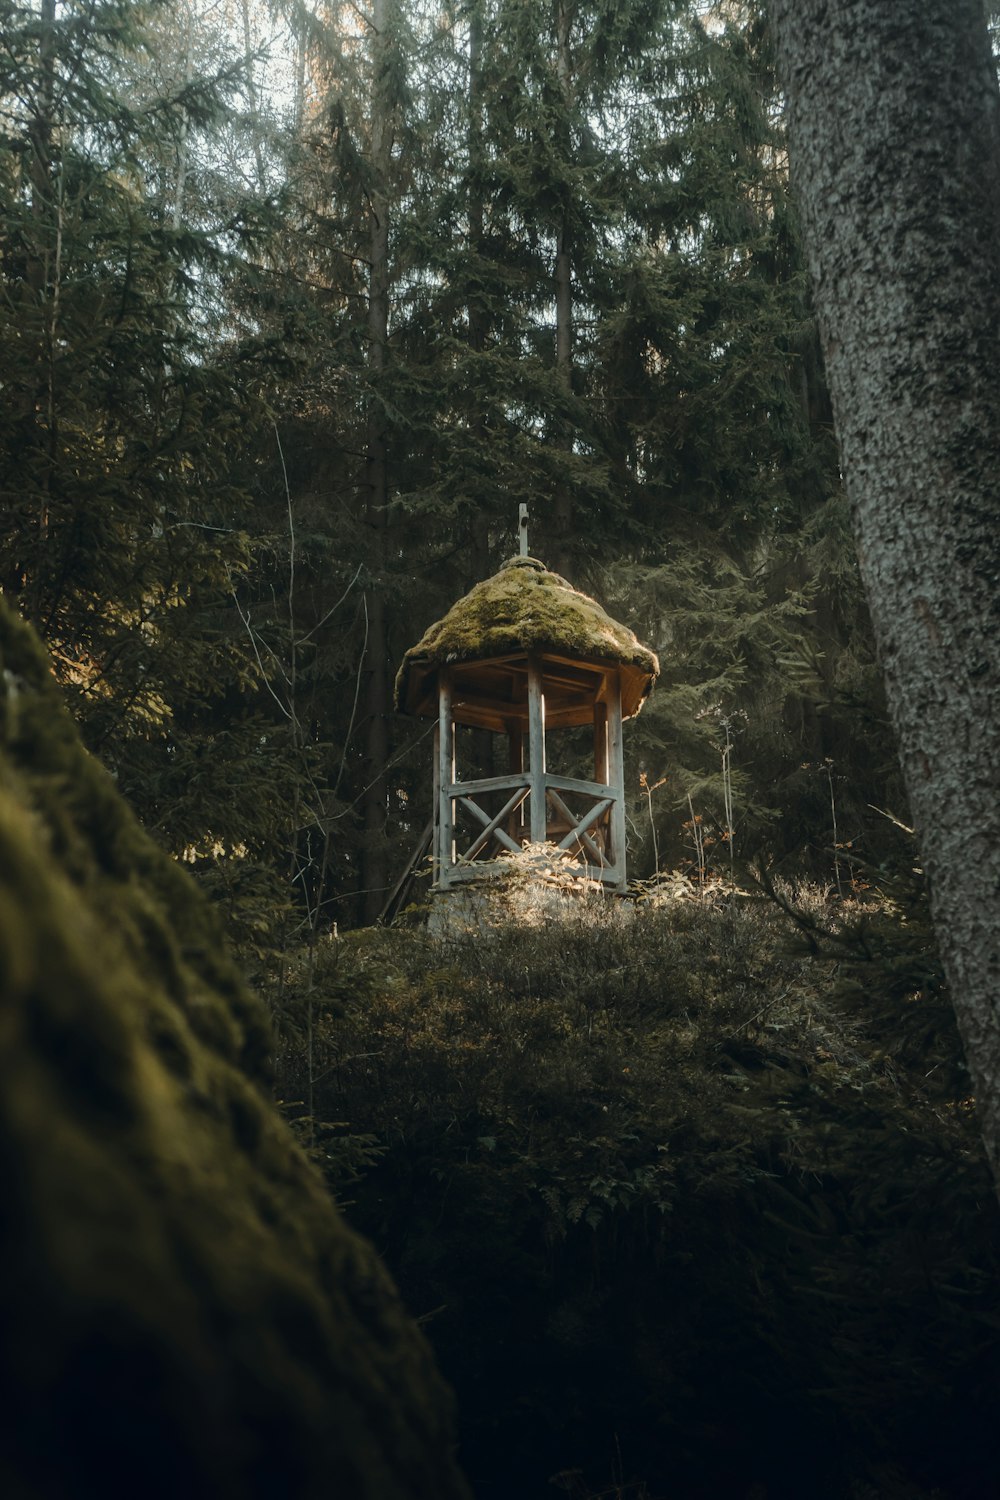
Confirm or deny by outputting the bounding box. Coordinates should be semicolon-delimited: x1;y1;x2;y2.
457;783;529;861
545;788;613;868
453;780;613;870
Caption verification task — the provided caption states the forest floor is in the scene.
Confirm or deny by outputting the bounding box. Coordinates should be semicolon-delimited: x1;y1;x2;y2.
268;870;1000;1500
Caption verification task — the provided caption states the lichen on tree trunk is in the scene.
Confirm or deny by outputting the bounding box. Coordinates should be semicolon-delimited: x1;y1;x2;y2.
773;0;1000;1188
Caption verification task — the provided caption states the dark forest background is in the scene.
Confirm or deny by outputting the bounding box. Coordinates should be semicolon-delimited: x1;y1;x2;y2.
2;2;998;1496
0;0;896;941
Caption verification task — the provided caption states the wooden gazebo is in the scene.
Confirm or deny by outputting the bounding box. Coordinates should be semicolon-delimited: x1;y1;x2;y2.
394;556;658;893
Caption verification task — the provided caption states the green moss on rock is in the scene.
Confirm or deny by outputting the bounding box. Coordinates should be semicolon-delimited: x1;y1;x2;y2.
0;602;469;1500
395;556;659;714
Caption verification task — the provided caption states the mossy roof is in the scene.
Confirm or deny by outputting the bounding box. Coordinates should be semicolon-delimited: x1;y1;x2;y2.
395;556;659;719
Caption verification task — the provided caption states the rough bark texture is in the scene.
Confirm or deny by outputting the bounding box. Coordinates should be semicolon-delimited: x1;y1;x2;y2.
552;0;575;580
362;0;392;926
0;601;469;1499
772;0;1000;1185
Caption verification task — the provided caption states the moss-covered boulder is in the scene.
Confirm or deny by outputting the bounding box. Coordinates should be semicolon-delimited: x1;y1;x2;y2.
0;602;469;1500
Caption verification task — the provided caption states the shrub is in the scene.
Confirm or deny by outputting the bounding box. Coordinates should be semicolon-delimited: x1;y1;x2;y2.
276;879;1000;1500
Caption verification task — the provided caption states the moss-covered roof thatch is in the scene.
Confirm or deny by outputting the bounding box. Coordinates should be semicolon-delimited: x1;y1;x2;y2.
395;556;659;719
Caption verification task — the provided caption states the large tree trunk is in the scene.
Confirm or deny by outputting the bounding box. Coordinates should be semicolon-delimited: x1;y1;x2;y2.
772;0;1000;1187
21;0;58;591
361;0;391;926
551;0;574;580
466;2;495;779
467;0;491;587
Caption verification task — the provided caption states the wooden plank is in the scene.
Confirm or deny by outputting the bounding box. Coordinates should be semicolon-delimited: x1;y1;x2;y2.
458;790;526;859
505;653;606;690
527;656;547;842
542;771;613;798
450;704;521;735
442;859;620;887
438;670;455;886
446;773;529;798
607;671;627;890
452;684;522;712
380;820;433;923
432;724;441;884
450;654;527;683
543;650;619;675
428;651;524;676
447;657;604;731
541;710;596;730
554;792;613;845
594;699;609;784
546;788;610;867
506;724;525;841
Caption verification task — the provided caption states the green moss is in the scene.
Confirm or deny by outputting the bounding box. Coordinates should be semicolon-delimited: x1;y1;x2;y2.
0;601;469;1500
395;556;659;711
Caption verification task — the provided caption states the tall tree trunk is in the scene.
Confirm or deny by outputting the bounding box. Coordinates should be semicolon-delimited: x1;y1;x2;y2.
362;0;391;925
22;0;58;602
772;0;1000;1190
239;0;267;191
467;0;491;584
551;0;573;579
171;1;194;230
467;0;494;778
0;0;55;603
27;0;56;295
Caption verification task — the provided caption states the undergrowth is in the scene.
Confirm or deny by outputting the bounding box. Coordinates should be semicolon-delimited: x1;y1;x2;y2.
272;875;999;1500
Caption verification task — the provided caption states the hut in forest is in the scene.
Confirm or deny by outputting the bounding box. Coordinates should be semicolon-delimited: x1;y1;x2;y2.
394;555;658;897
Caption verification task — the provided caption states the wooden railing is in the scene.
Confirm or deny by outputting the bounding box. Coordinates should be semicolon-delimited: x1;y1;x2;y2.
437;771;622;886
433;660;628;893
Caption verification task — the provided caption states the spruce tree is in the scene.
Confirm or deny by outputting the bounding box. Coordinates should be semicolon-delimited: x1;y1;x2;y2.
0;0;300;874
216;0;897;927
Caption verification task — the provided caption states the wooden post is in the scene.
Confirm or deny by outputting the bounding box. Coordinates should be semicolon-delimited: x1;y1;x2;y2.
437;670;455;885
518;503;529;557
506;717;525;843
527;656;547;843
593;698;609;785
593;697;611;857
607;671;627;889
432;723;441;884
